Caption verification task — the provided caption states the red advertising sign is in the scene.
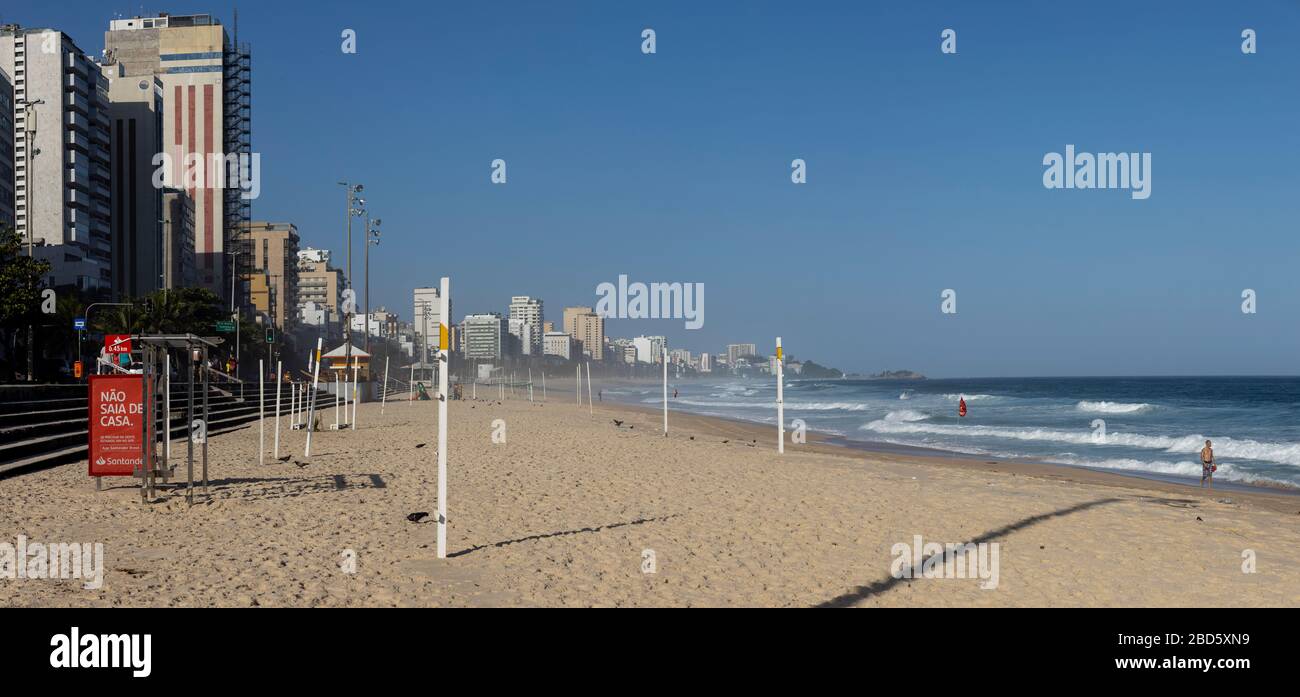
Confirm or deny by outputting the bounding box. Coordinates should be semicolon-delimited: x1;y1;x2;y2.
105;334;132;354
89;374;145;477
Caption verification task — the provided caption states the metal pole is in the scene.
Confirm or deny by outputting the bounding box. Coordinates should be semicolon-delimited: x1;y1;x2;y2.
259;358;265;465
364;213;370;357
586;362;592;417
776;337;784;454
187;347;195;505
541;371;546;401
409;362;414;405
576;364;581;406
202;352;209;493
662;347;668;436
164;352;171;466
305;338;323;457
274;359;282;459
436;276;450;559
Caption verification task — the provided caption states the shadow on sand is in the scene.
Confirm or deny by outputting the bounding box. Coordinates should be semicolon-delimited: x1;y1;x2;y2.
449;514;680;558
814;497;1122;608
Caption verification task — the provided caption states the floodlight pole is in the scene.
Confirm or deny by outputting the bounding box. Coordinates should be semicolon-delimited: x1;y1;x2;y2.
436;276;450;559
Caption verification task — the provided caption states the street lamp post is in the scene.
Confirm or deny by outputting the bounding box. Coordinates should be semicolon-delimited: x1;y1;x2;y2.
20;97;45;382
364;216;381;356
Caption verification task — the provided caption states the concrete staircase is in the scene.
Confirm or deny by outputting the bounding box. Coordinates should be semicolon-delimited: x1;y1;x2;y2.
0;381;335;478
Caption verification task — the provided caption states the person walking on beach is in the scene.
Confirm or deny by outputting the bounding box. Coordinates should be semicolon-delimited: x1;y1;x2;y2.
1200;439;1216;489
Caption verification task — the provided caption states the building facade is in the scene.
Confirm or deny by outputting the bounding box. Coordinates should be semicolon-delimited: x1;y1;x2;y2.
247;221;299;330
542;331;573;360
1;26;113;291
462;313;506;360
161;187;195;288
563;305;605;360
0;66;13;229
413;286;448;357
102;59;165;298
104;13;252;305
507;295;544;355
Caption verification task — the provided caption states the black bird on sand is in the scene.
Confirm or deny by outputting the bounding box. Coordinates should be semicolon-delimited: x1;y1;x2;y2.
415;443;427;449
612;419;624;427
407;512;430;523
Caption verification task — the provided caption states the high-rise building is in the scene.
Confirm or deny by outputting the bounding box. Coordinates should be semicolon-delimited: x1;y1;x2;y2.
101;58;165;298
160;187;195;288
298;249;343;339
699;352;711;373
727;343;757;365
507;317;531;357
0;66;13;229
508;295;544;355
104;13;252;305
564;306;605;360
247;222;299;330
462;313;506;360
1;26;113;291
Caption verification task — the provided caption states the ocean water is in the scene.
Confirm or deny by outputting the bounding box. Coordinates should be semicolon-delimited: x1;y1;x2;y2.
609;376;1300;489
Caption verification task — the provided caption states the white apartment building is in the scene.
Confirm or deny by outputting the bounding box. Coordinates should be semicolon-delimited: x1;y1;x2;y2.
1;26;113;291
508;295;544;355
543;331;573;360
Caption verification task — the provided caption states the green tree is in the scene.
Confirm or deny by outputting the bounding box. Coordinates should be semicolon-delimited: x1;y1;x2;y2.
0;225;53;381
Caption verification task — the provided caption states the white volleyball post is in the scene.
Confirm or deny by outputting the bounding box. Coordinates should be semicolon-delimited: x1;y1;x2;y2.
258;359;265;466
382;356;390;414
576;364;581;406
409;363;415;406
274;359;282;460
776;337;784;454
541;371;546;401
305;338;323;456
662;347;668;436
436;276;450;559
350;359;359;430
586;362;593;417
528;368;534;403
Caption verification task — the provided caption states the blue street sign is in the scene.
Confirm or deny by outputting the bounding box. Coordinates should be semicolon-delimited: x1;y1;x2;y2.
74;318;86;330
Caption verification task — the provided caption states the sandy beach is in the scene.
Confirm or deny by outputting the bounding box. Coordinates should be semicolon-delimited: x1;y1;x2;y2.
2;386;1298;607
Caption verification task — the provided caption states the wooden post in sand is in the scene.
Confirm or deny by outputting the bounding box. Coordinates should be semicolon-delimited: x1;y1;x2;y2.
259;359;265;466
662;347;668;436
436;276;450;559
776;337;784;454
305;338;323;457
274;359;282;460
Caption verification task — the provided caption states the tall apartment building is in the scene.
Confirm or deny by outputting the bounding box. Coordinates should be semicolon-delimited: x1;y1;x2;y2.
1;26;113;291
247;221;299;329
298;249;343;338
462;313;506;360
0;66;13;229
563;305;605;360
727;343;757;365
101;58;166;298
161;187;195;288
507;295;544;355
104;13;252;305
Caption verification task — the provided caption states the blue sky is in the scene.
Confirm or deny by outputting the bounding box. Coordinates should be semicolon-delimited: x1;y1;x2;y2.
5;0;1299;376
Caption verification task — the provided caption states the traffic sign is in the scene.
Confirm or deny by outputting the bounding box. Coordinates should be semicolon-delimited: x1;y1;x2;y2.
215;321;236;333
73;317;86;330
105;334;132;354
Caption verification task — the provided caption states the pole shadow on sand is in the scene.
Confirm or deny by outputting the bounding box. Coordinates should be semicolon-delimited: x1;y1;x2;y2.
815;497;1123;608
448;514;680;558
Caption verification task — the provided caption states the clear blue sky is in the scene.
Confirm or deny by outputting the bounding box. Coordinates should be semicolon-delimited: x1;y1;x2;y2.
6;0;1299;376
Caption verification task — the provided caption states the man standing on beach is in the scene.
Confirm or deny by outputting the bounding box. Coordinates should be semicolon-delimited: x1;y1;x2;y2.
1200;440;1215;489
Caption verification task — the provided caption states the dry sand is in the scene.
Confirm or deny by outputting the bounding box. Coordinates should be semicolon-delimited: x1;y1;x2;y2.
2;387;1299;607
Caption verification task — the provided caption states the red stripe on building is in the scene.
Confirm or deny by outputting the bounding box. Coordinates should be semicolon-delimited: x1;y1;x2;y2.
203;85;214;272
